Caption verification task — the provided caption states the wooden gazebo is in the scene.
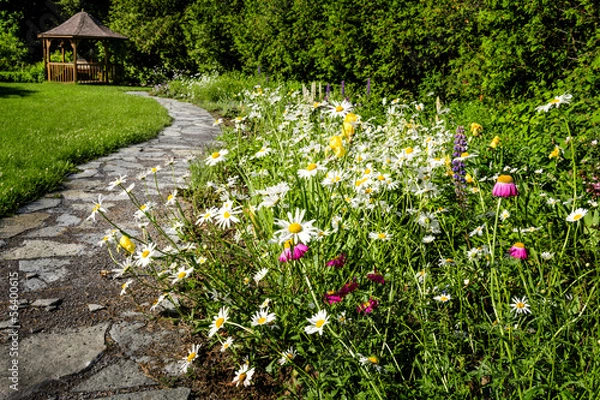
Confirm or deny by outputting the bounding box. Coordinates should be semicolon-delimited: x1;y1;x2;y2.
38;11;127;83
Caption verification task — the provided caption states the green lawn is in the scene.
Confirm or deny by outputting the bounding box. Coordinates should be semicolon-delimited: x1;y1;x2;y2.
0;82;171;217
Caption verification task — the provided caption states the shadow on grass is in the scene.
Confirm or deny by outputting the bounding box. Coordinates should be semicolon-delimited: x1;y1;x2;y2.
0;85;38;98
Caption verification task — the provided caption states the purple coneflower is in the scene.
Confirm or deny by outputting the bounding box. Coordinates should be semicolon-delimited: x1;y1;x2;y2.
509;242;528;260
493;175;518;198
278;242;309;262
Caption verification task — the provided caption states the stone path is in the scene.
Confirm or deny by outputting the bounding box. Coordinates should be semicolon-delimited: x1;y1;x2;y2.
0;93;220;400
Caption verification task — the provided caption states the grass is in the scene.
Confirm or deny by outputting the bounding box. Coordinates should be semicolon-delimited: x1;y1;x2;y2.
0;82;171;217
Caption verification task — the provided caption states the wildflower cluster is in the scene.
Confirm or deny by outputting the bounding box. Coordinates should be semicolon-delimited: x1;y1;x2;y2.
94;83;599;398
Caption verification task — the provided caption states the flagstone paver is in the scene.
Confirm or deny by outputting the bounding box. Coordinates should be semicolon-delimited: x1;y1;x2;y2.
0;93;220;400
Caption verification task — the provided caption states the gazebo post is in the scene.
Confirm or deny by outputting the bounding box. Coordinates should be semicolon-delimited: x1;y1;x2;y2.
71;39;79;83
101;40;109;83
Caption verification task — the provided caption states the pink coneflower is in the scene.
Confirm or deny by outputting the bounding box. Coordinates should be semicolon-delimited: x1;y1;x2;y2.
324;291;343;305
366;269;385;285
278;241;309;262
357;298;379;314
509;242;528;260
492;175;518;197
326;253;347;268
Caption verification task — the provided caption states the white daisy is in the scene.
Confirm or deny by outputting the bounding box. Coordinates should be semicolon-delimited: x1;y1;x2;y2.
434;293;451;303
273;208;318;244
171;265;194;285
205;149;229;166
87;194;107;221
305;309;329;335
208;306;229;337
326;99;353;117
232;364;255;387
180;344;201;373
195;207;218;225
510;296;531;315
134;242;158;268
253;268;269;284
368;231;392;241
278;346;297;365
220;337;234;352
250;307;277;326
566;208;588;222
107;175;127;191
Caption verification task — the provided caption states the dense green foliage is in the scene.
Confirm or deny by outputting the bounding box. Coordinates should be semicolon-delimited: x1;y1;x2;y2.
106;0;600;100
2;0;599;100
0;83;170;216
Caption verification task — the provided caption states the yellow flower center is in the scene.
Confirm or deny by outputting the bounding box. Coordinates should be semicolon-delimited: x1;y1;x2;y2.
211;152;220;159
367;356;378;364
92;204;101;212
238;373;247;382
313;102;320;108
377;175;385;181
151;167;158;173
286;352;294;359
549;98;560;104
186;352;196;362
405;147;413;154
364;168;371;175
167;194;174;201
461;152;469;157
140;204;147;211
177;271;187;279
335;105;344;112
572;213;583;221
283;239;293;249
223;211;231;219
516;302;525;308
215;317;225;328
513;242;525;248
142;250;150;258
307;163;317;171
315;319;325;328
258;317;267;325
288;222;303;234
497;175;514;184
377;233;386;239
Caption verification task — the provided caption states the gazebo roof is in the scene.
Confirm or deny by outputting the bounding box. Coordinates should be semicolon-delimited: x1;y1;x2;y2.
37;11;127;40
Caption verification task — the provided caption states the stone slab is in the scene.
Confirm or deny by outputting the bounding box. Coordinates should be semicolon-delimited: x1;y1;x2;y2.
23;225;67;238
17;198;62;214
1;240;86;260
96;387;191;400
72;359;156;393
1;323;109;398
0;212;50;239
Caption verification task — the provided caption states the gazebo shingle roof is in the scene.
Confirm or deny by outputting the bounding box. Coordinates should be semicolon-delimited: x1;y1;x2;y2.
37;11;127;40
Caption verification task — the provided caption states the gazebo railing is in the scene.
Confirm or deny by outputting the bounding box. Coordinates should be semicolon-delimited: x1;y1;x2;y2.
47;62;116;83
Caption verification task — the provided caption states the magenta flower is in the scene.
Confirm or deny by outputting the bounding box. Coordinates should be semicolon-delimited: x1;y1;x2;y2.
326;253;347;268
492;175;518;198
357;298;379;314
324;291;343;304
278;242;309;262
337;278;359;296
366;269;385;285
509;242;528;260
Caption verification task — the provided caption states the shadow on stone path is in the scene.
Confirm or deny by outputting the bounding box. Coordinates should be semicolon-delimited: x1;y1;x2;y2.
0;93;220;400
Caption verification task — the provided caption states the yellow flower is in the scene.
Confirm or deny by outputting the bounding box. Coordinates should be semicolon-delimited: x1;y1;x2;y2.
489;136;500;149
470;122;483;136
549;145;561;159
119;235;136;253
465;173;474;184
342;121;355;140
